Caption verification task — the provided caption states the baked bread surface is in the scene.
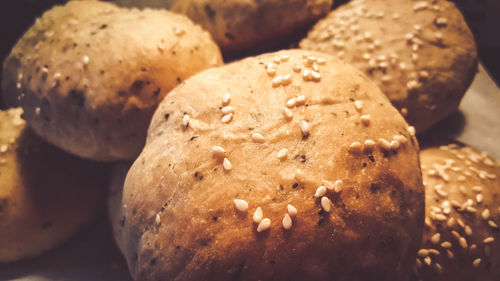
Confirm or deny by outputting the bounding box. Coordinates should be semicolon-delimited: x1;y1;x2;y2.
300;0;477;133
114;50;425;281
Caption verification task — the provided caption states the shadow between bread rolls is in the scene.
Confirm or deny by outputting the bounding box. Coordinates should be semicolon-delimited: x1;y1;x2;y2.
0;108;110;263
110;50;425;281
2;0;223;161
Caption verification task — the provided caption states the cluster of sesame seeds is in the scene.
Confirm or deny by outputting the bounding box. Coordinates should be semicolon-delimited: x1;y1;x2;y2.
234;199;299;232
416;144;500;277
220;92;234;123
264;54;326;88
349;134;408;154
212;145;232;171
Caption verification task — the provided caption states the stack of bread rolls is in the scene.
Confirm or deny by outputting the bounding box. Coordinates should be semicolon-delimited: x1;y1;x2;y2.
1;0;497;281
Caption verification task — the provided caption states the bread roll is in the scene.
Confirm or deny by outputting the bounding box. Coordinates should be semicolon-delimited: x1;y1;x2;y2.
172;0;333;56
413;144;500;280
300;0;477;133
2;0;223;161
111;50;424;281
0;108;109;262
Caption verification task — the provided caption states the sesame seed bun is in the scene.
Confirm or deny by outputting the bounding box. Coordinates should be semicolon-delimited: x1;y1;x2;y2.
171;0;333;56
0;108;110;262
2;0;223;161
110;49;424;281
300;0;478;133
413;143;500;280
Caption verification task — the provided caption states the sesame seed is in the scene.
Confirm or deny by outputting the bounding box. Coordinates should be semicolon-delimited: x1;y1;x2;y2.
252;132;265;143
482;209;490;220
315;186;327;198
221;106;234;115
273;56;281;64
221;113;233;123
155;214;161;225
296;95;306;105
360;115;371;126
173;26;185;36
16;82;21;89
459;237;468;249
282;74;292;85
418;249;429;257
407;80;419;90
431;233;441;244
282;214;292;230
435;17;447;27
223;158;232;170
446;250;454;259
466;206;477;213
390;140;400;151
257;218;271;232
424;256;431;266
364;139;376;152
429;249;440;256
488;220;498;228
378;138;392;151
182;114;190;128
354;100;363;112
393;135;408;144
0;145;8;153
272;76;283;87
415;258;422;268
321;196;332;212
302;70;311;80
253;207;263;223
472;258;481;268
433;263;442;274
434;214;447;221
277;148;288;160
53;72;61;80
476;194;483;204
317;58;326;65
292;64;302;73
470;244;478;252
212;146;226;157
234;199;248;212
284;108;293;120
407;126;416;136
300;120;310;136
312;64;319;72
441;241;451;249
311;71;321;81
321;179;335;191
222;93;231;105
286;98;297;108
287;204;298;216
333;180;343;193
484;237;495;244
82;56;89;65
465;225;472;236
349;142;363;153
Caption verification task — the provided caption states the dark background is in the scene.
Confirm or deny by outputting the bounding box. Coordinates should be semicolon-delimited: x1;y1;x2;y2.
1;0;499;109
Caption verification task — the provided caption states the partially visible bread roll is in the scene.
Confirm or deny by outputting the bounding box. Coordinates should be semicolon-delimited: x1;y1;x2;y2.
172;0;332;56
300;0;477;133
413;144;500;280
111;49;424;281
2;0;223;161
0;108;109;263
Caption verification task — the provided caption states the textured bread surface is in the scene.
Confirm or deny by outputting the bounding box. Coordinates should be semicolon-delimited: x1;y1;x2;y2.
2;0;223;161
111;49;425;281
172;0;332;56
413;144;500;280
300;0;477;133
0;108;109;263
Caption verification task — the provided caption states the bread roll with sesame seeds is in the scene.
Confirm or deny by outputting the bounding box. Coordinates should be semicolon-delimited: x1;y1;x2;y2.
0;108;110;262
300;0;478;133
2;0;223;162
171;0;333;56
111;49;425;281
412;143;500;281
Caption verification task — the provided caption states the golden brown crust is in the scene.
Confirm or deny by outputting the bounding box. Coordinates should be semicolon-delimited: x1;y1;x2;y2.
0;108;110;263
172;0;333;56
112;50;424;281
413;144;500;280
300;0;478;133
2;0;223;161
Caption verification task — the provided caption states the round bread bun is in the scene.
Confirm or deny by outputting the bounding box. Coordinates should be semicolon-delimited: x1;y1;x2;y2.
112;49;424;281
300;0;477;133
171;0;333;56
413;143;500;280
0;108;110;263
2;0;223;162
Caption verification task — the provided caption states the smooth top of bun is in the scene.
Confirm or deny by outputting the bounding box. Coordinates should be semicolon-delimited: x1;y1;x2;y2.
114;49;424;281
172;0;333;56
0;108;109;262
300;0;477;133
414;144;500;281
3;0;223;161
